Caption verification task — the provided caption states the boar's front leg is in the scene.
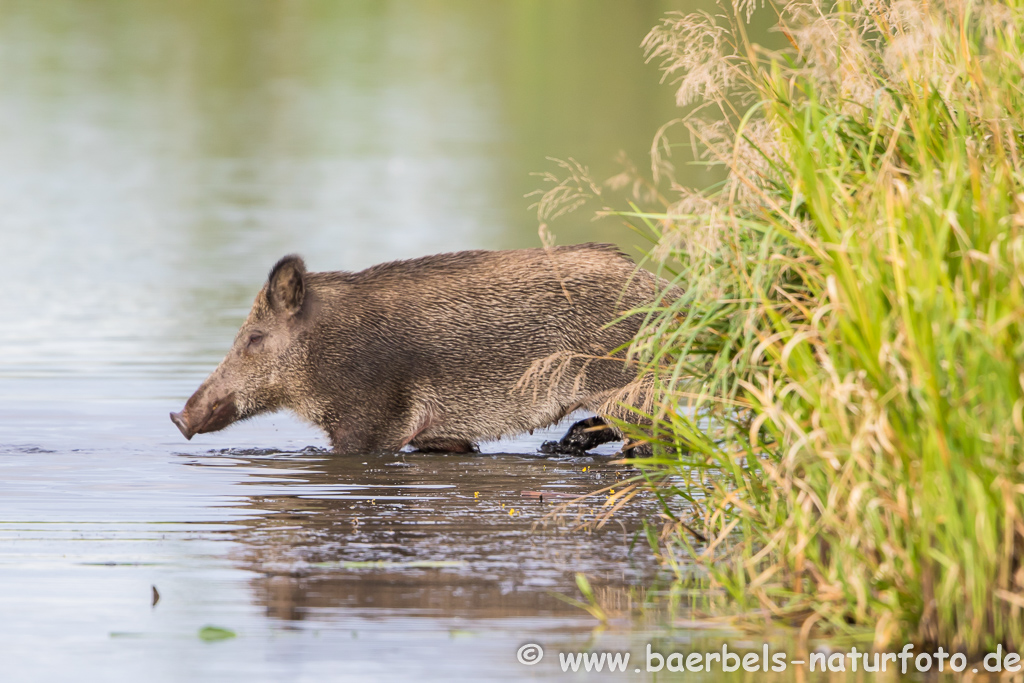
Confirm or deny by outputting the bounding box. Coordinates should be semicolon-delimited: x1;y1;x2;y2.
409;437;479;454
399;408;479;453
540;416;619;456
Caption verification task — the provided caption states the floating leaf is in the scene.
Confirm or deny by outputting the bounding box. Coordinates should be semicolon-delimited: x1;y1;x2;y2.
198;626;236;642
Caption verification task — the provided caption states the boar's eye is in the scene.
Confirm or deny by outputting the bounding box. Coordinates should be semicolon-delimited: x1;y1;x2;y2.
247;333;264;347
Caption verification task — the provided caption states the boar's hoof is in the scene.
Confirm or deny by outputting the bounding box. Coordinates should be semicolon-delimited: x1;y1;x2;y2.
538;439;574;456
540;416;619;456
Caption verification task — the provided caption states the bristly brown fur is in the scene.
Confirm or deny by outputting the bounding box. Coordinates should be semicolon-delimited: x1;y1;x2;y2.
172;243;678;455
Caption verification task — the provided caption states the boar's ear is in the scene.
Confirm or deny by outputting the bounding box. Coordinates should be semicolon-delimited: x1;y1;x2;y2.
267;255;306;316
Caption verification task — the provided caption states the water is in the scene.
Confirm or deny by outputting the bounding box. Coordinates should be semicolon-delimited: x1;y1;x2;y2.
0;439;669;682
0;1;806;681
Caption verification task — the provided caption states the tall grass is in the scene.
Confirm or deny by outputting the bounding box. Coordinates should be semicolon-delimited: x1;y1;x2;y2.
611;0;1024;654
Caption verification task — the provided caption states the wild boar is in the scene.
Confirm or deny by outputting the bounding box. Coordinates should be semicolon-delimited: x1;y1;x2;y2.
170;243;673;455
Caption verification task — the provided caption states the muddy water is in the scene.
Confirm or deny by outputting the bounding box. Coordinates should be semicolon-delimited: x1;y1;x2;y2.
0;1;800;681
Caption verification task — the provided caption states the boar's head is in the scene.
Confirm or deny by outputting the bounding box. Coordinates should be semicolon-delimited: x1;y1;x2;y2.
170;255;311;440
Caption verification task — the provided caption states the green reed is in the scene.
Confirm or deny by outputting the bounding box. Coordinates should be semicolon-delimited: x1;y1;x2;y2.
614;0;1024;653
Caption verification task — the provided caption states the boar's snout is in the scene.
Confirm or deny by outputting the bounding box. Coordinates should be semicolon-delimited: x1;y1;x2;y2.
170;391;239;441
169;410;192;440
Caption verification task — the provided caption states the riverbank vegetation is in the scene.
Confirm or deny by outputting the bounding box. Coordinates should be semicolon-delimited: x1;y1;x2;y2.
585;0;1024;655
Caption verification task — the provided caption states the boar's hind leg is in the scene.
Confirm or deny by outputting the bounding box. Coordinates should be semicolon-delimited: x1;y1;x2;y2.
411;437;479;454
540;416;619;456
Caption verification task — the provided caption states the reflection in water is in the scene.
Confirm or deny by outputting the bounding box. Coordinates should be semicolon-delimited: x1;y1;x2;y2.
217;446;661;623
0;425;681;683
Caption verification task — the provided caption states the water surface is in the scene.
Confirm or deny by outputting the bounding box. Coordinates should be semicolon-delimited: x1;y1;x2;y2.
2;432;673;682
